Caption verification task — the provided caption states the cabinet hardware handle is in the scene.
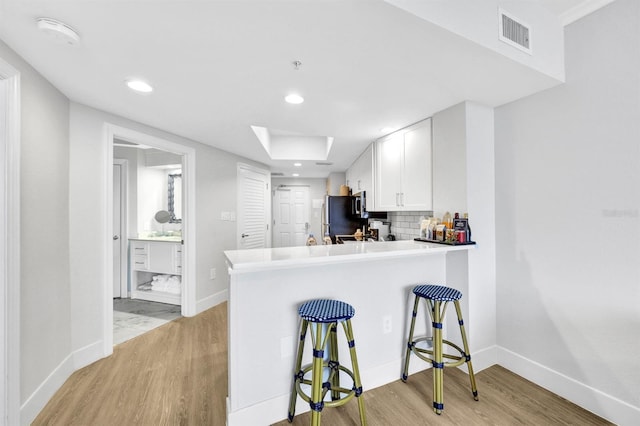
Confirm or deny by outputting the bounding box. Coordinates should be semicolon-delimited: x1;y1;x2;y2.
241;233;250;238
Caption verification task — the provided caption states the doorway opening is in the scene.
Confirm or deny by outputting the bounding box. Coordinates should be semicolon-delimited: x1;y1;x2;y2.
105;124;196;353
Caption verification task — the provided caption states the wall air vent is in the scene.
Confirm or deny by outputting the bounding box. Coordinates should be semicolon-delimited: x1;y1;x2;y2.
498;9;532;54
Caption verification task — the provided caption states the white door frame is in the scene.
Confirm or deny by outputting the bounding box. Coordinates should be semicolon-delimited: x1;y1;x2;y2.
113;159;128;298
104;124;196;354
0;58;21;426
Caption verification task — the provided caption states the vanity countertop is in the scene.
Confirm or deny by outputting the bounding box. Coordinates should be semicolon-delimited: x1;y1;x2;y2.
129;236;182;243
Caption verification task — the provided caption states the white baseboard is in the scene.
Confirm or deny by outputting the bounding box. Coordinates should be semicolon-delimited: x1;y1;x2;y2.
20;340;105;425
498;346;640;426
468;344;498;372
72;340;103;370
196;288;228;314
20;353;74;426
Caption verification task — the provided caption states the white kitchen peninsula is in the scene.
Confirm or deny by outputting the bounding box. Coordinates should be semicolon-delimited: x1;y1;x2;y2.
224;240;477;425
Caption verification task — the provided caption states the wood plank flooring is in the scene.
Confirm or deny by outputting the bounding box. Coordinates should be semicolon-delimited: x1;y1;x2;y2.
34;302;611;425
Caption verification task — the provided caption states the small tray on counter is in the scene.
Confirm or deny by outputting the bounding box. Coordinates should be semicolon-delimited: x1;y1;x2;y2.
413;238;476;246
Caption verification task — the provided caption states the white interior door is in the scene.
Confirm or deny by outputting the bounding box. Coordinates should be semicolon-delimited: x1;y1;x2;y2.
237;164;270;249
273;186;310;247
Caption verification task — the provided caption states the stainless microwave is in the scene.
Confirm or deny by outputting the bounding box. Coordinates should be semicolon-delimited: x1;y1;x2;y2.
352;191;386;219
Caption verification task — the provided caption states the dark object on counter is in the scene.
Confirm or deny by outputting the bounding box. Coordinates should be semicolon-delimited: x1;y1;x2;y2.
413;238;475;246
387;234;396;241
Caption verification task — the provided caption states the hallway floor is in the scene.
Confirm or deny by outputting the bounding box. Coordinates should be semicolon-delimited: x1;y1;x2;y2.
113;298;181;345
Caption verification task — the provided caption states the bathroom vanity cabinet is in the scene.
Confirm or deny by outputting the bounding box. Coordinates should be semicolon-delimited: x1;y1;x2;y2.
129;239;182;305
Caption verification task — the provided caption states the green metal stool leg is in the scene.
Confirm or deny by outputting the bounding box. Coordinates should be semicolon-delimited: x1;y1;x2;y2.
431;300;445;415
329;324;341;401
343;319;367;426
453;300;479;401
288;319;308;422
310;322;325;426
402;295;420;382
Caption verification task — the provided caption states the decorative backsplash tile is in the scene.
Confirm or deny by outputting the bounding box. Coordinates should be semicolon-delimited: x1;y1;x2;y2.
387;211;432;240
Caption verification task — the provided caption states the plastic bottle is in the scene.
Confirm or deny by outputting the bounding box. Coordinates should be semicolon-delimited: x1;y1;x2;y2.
306;234;317;246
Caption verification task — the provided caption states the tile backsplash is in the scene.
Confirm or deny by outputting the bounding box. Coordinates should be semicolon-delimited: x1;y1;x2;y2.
387;211;432;240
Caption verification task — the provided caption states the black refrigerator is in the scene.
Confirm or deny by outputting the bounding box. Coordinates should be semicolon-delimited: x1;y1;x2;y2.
324;196;366;242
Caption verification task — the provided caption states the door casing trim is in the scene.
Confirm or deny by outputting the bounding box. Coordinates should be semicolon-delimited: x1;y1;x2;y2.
104;124;196;355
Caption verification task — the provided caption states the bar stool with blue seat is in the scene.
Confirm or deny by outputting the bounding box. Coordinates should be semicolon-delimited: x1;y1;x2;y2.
401;284;478;414
287;299;366;426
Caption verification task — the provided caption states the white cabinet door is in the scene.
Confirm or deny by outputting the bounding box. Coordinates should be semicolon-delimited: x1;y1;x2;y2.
374;118;432;211
148;242;178;274
375;132;403;211
347;144;373;194
402;120;432;210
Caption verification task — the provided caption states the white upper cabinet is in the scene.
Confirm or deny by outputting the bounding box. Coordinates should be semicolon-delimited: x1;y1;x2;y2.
346;143;374;196
374;118;432;211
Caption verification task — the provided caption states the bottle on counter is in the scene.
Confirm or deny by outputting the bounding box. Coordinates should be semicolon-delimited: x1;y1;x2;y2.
443;211;452;229
323;233;332;245
464;213;472;242
306;234;317;246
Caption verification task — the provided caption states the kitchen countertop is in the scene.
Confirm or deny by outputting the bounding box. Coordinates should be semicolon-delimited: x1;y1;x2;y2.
224;240;472;273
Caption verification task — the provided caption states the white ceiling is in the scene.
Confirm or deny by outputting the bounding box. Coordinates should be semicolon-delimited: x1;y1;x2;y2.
0;0;608;177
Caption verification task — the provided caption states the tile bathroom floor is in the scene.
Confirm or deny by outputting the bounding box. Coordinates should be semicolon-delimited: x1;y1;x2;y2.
113;298;182;345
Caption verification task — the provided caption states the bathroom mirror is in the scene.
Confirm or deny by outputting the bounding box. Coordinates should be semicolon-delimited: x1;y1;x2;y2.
154;210;171;224
168;173;182;223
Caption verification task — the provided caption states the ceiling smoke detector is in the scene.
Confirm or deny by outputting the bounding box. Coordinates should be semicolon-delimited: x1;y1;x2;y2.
36;17;80;46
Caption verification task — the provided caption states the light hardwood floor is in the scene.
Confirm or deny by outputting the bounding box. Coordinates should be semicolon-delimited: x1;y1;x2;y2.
34;302;611;425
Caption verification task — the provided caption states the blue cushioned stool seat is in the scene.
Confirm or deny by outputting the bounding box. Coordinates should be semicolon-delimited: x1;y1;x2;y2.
402;284;478;415
413;284;462;302
298;299;355;323
288;299;366;426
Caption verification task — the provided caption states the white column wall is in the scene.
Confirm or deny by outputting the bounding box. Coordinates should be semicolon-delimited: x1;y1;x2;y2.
432;101;497;367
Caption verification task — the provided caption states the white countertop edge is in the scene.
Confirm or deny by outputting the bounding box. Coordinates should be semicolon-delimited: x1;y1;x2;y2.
224;241;473;274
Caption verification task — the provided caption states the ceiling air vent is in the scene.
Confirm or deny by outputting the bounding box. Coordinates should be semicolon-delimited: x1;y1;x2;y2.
498;9;532;54
315;162;333;166
271;172;285;177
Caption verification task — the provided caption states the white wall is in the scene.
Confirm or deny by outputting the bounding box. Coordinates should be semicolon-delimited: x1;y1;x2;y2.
69;102;268;360
0;40;72;424
494;1;640;424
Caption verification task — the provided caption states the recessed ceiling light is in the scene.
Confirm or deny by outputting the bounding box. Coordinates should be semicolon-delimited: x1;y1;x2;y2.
126;79;153;94
292;173;300;177
285;94;304;104
36;17;80;46
380;127;394;134
293;162;302;167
